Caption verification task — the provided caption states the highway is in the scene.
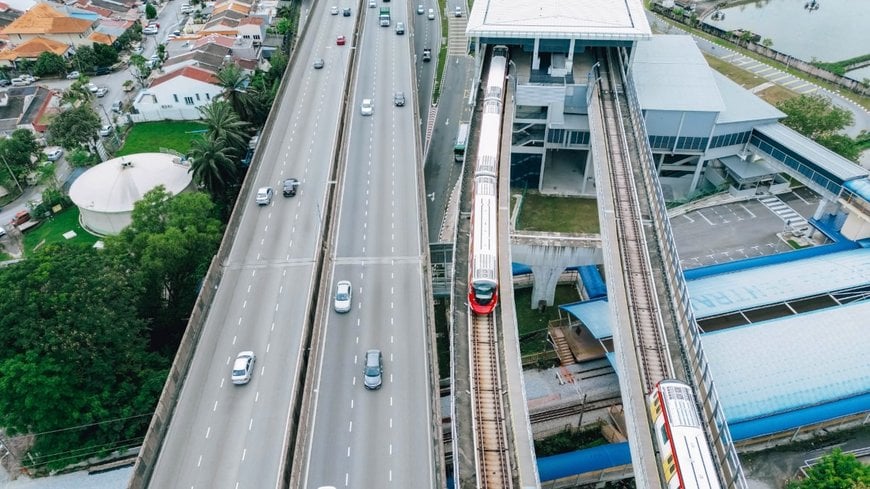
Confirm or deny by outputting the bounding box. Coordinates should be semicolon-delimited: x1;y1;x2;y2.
146;3;355;487
300;0;437;487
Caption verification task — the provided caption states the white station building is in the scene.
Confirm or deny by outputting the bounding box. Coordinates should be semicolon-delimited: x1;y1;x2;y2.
69;153;193;236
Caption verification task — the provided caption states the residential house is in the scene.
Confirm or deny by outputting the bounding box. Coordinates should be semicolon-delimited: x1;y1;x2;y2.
132;66;222;121
236;16;264;47
0;36;71;68
0;3;97;48
0;86;59;135
0;2;23;29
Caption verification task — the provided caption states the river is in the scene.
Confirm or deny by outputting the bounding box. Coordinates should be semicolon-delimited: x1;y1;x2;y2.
706;0;870;80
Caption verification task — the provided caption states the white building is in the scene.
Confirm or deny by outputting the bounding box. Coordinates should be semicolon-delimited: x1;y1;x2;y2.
132;66;223;121
69;153;193;235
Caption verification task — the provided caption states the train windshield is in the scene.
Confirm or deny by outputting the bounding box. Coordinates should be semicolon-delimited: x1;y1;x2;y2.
473;283;495;303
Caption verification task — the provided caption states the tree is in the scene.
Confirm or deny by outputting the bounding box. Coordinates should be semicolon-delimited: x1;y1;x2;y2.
817;134;861;161
0;245;167;471
46;105;101;149
145;2;157;19
777;94;854;139
33;52;66;77
92;42;119;68
215;64;254;121
786;448;870;489
70;45;98;73
761;37;774;48
198;100;249;155
0;129;39;186
189;134;239;200
61;78;94;107
107;188;224;351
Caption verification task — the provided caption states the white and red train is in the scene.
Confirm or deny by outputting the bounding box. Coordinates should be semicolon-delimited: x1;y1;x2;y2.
468;45;509;315
648;380;722;489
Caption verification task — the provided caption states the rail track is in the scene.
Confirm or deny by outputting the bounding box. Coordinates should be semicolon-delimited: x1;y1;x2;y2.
470;313;512;489
529;395;623;424
597;48;671;391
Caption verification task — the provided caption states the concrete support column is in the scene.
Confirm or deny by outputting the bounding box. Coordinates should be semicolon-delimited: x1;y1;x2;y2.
529;265;563;308
566;38;575;73
532;38;540;70
582;150;594;195
689;157;707;194
813;197;833;220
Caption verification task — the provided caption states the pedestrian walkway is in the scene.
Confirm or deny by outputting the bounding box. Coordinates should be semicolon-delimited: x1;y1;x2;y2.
757;195;809;230
447;15;468;55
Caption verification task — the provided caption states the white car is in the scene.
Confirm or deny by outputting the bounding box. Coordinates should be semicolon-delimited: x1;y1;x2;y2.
86;82;99;93
231;351;256;385
330;5;339;14
66;71;80;80
334;280;352;313
45;148;64;161
360;98;373;116
99;124;113;137
427;8;435;19
0;225;6;238
143;25;159;35
255;186;274;205
95;86;109;97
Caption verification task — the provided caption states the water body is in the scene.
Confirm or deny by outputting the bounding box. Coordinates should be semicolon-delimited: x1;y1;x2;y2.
707;0;870;80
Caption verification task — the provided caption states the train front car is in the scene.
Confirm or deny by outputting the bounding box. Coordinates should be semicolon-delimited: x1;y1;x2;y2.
468;46;509;315
648;380;721;489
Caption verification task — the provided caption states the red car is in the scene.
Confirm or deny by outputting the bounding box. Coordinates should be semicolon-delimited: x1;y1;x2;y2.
336;35;346;45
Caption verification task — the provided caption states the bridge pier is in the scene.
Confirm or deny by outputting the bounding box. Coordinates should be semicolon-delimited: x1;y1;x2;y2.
529;265;563;307
511;232;602;308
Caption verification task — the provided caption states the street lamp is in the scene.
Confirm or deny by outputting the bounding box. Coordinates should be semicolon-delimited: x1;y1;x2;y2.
97;104;122;147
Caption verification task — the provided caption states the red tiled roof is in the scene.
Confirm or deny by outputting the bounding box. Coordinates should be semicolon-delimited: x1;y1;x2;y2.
238;16;264;26
1;3;92;35
150;66;219;88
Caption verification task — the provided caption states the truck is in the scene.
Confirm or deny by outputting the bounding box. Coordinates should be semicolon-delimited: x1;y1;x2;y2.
379;6;390;26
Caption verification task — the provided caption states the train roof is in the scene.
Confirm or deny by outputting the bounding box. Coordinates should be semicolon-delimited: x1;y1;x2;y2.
466;0;651;42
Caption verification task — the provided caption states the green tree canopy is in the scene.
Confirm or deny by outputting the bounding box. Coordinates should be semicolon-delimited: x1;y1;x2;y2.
777;94;854;140
46;104;101;149
33;52;66;77
0;245;166;470
145;2;157;19
198;99;249;155
189;133;239;201
787;448;870;489
70;45;98;73
92;42;119;68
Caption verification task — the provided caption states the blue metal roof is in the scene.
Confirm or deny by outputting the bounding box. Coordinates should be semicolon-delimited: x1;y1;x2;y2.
844;178;870;203
688;248;870;318
559;299;612;339
701;300;870;423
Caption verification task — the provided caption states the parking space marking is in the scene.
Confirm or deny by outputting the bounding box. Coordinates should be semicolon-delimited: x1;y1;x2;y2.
739;203;756;218
695;210;715;225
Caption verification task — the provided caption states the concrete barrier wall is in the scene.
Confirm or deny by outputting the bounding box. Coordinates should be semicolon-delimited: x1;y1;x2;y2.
127;5;316;487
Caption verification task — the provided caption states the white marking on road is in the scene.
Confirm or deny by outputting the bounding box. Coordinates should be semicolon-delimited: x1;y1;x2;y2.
232;335;237;345
197;455;202;467
242;300;247;308
251;269;256;277
241;449;247;461
739;203;756;217
264;225;268;232
390;444;393;455
345;473;349;486
266;343;271;353
220;378;224;388
390;418;393;428
390;470;393;481
255;392;259;402
256;253;261;260
350;399;354;409
247;285;251;293
390;397;394;407
695;210;715;225
238;317;242;325
349;421;353;433
213;401;218;412
249;418;253;431
260;365;265;376
275;303;279;311
391;301;395;309
279;286;283;294
205;427;211;438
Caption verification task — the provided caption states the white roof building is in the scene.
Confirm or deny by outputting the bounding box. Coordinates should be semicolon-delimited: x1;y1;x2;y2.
69;153;193;235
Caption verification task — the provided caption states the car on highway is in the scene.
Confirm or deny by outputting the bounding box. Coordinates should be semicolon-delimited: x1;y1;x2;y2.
66;71;80;79
427;8;435;19
99;124;113;137
95;86;109;97
336;35;346;45
330;5;339;14
143;25;159;35
313;57;325;69
282;178;299;197
255;186;274;205
422;48;432;62
45;148;64;161
393;91;405;106
363;349;383;390
454;6;461;16
369;0;375;6
231;351;256;385
342;7;351;16
334;280;352;313
417;4;424;13
360;98;373;116
395;21;404;34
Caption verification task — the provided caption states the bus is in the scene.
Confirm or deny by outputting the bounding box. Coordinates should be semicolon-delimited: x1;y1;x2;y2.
454;123;470;162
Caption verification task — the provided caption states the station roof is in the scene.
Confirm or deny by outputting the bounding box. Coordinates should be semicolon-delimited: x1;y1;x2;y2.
689;248;870;319
701;300;870;423
712;71;785;124
719;154;780;182
754;123;869;183
632;36;724;113
466;0;651;42
559;298;612;339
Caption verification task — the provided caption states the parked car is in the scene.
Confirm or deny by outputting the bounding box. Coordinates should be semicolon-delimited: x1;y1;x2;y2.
9;210;30;226
369;0;376;7
313;57;325;69
95;86;109;98
99;124;113;137
282;178;299;197
454;6;461;16
93;66;111;76
66;71;80;79
131;45;144;55
360;98;373;116
0;79;9;87
111;100;123;112
0;225;6;238
143;25;159;35
45;148;63;161
393;91;405;106
336;35;346;45
147;20;159;28
86;82;99;93
10;77;30;86
231;351;256;385
255;186;273;205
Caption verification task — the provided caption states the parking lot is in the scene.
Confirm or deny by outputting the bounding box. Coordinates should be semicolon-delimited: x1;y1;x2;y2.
671;189;821;269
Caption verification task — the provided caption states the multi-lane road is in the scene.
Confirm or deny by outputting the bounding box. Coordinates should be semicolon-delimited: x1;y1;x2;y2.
299;0;437;487
147;3;355;487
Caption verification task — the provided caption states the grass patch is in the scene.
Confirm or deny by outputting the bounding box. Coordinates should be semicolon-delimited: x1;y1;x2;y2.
787;239;810;249
0;251;12;261
23;207;99;255
514;284;581;355
116;121;207;157
535;426;608;456
516;191;600;234
703;54;766;88
756;84;797;106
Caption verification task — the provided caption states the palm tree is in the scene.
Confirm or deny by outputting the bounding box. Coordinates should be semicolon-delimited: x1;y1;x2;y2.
216;64;254;121
61;79;94;107
188;134;238;199
198;100;249;156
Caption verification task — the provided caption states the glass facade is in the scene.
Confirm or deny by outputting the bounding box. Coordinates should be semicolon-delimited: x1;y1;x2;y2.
750;132;844;194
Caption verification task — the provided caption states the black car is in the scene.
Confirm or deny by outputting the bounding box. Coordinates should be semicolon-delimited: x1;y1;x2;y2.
0;79;9;87
283;178;299;197
342;7;351;16
422;48;432;62
92;66;111;76
393;91;405;106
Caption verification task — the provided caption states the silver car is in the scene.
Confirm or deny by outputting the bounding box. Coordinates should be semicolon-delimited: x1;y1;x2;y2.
360;98;373;116
363;349;383;390
255;187;274;205
334;280;352;313
231;351;256;385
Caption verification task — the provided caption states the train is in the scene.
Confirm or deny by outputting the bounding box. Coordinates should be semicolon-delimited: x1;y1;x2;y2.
648;380;722;489
468;45;509;315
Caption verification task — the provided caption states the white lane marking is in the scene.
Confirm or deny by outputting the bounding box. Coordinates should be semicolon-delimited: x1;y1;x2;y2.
241;448;247;461
205;426;211;438
220;378;225;388
349;421;353;432
247;285;252;293
390;418;393;428
260;365;265;376
739;203;756;218
389;444;393;455
695;210;715;225
255;392;259;402
345;473;349;486
238;317;242;325
232;335;237;345
249;418;253;431
197;455;202;467
264;225;269;232
266;343;271;353
390;397;393;407
242;300;247;309
213;401;218;412
350;399;354;409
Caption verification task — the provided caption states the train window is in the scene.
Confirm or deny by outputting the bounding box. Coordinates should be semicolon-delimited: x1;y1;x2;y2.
650;398;661;416
659;425;669;445
664;455;676;477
